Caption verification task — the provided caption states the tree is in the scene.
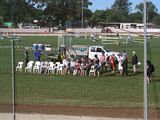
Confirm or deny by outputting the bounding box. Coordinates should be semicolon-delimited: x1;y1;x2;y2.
128;12;142;23
0;0;43;27
91;10;106;26
0;0;5;16
135;1;158;23
152;15;160;26
112;0;132;18
0;0;6;27
12;0;42;24
43;0;92;28
26;0;46;9
105;9;125;22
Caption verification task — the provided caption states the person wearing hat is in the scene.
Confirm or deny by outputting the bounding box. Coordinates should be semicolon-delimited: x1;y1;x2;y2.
131;51;138;74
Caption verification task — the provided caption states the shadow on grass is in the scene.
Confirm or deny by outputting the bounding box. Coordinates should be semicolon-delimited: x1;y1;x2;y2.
128;70;143;76
100;69;143;77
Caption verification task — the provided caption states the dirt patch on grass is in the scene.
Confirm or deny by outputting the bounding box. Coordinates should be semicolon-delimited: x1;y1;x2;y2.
0;103;160;119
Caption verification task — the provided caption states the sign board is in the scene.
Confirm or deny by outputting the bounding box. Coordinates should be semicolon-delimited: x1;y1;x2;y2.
4;22;13;27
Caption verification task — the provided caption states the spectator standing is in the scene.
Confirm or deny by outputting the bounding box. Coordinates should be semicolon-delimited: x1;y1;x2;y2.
109;54;116;74
90;33;96;42
122;56;128;76
94;54;100;77
59;45;66;56
147;60;154;83
24;47;29;67
62;57;69;74
131;51;138;74
34;49;41;61
118;55;123;76
100;51;107;72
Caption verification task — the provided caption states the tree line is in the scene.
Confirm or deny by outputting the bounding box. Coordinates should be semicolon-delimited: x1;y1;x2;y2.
0;0;160;28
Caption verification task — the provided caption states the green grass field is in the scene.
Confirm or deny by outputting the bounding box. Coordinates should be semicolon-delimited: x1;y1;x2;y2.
0;35;160;108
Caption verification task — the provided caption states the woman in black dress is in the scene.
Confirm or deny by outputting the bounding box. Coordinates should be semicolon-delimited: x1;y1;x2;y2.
147;60;152;84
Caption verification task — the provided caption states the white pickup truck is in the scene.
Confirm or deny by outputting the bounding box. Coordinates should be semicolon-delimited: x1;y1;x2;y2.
67;45;122;61
88;46;121;61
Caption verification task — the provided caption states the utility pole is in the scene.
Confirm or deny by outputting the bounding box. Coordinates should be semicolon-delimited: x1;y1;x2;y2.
11;36;16;120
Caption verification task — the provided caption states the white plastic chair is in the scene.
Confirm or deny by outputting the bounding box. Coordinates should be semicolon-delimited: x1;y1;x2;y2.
89;65;95;76
40;61;48;73
54;62;61;74
47;62;55;74
28;61;34;64
16;62;23;72
25;61;34;73
57;64;64;75
33;61;41;73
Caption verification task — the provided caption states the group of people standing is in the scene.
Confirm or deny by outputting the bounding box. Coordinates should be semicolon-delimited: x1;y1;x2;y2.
113;50;139;77
118;50;139;76
24;47;154;82
118;51;154;83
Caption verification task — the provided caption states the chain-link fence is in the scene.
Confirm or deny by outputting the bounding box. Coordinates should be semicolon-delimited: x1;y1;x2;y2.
0;34;160;120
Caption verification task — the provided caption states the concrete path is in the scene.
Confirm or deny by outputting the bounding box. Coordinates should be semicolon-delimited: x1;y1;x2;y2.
0;113;143;120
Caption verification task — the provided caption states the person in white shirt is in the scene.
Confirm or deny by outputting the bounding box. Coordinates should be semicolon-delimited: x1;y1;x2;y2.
62;57;69;74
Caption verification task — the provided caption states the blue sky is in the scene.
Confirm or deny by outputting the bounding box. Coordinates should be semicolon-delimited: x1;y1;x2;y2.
89;0;160;13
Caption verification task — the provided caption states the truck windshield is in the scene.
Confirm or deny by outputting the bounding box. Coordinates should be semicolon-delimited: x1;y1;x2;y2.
104;48;110;52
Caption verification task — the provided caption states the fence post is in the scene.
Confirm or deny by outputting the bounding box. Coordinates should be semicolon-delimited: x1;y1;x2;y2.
143;0;148;120
11;39;16;120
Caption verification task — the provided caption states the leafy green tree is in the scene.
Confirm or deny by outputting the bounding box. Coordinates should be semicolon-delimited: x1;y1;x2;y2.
1;0;159;28
43;0;92;28
91;10;106;26
13;0;41;24
152;15;160;26
112;0;132;16
135;1;158;23
128;12;142;23
0;0;6;27
106;9;125;22
0;0;43;27
0;0;5;16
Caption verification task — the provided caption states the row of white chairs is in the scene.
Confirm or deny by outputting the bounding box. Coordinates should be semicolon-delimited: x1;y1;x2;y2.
16;61;64;74
16;61;98;76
